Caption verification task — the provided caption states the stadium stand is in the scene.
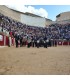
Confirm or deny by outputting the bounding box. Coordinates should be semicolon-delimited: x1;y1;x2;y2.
0;12;70;47
0;5;70;47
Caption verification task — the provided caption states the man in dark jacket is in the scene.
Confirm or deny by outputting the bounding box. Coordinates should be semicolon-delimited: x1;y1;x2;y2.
15;34;19;48
19;35;23;47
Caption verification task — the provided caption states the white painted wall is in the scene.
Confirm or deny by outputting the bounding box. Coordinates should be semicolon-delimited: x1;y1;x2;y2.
21;14;46;27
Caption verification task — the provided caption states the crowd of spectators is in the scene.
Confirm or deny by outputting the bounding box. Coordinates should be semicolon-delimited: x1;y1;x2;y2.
48;23;70;40
0;13;70;41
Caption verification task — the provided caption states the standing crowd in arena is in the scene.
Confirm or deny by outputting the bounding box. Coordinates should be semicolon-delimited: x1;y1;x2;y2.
14;33;57;48
0;13;70;48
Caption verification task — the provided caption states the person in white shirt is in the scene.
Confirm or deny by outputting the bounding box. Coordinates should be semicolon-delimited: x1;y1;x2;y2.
27;37;31;48
37;39;40;48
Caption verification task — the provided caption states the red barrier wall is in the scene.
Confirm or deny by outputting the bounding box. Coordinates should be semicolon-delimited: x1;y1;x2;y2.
69;42;70;45
0;34;4;46
58;41;70;45
58;41;63;45
6;36;9;46
63;41;69;45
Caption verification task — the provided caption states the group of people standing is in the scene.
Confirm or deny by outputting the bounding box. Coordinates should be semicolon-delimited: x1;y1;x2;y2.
15;34;57;48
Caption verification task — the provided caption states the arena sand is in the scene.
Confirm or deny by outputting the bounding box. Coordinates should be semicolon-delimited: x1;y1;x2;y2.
0;46;70;75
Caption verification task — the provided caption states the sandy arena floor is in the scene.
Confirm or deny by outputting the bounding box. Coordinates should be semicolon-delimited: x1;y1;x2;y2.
0;46;70;75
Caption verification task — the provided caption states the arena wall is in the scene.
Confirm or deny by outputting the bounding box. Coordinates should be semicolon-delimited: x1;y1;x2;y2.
46;19;53;26
56;11;70;21
0;5;21;22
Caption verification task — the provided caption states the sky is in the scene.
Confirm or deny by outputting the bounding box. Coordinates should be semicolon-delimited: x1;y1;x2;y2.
31;5;70;21
7;5;70;21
